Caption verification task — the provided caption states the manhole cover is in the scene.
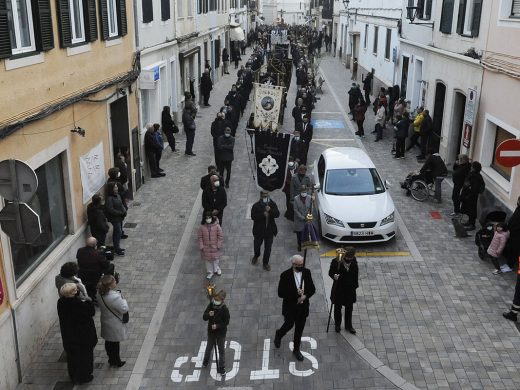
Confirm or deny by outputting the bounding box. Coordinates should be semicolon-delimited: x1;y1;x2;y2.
124;222;137;228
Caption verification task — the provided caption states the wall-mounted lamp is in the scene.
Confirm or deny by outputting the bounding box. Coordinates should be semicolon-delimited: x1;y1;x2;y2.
71;126;86;137
342;0;349;7
406;5;434;27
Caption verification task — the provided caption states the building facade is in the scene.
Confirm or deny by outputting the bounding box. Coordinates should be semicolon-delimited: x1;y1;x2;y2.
0;0;139;387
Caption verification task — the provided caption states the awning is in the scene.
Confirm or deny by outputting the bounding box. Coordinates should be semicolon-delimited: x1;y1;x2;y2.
230;25;245;41
179;46;200;60
349;31;360;35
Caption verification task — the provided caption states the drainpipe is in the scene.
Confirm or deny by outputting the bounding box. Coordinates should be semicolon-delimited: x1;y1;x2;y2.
11;307;22;383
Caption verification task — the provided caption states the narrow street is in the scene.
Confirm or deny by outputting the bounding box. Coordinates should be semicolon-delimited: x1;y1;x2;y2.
19;50;520;390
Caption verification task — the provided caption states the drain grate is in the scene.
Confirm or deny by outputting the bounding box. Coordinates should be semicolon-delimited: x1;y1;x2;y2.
124;222;138;228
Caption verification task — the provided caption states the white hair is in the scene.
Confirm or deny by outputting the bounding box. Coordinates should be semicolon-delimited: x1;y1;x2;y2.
290;254;304;265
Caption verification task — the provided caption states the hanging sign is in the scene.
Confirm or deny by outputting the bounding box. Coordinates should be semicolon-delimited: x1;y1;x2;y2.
254;131;291;191
253;83;285;130
79;143;106;203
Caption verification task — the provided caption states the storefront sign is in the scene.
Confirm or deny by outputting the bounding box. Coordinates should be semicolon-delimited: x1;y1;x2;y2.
462;123;472;149
139;70;155;90
463;88;477;126
79;143;106;203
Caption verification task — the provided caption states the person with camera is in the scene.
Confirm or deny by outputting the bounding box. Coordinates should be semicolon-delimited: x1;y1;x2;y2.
328;247;359;334
76;237;114;301
57;283;97;384
97;275;129;368
202;290;230;375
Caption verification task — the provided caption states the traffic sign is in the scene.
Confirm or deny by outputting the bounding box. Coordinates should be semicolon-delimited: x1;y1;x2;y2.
495;139;520;168
0;160;38;202
0;202;41;244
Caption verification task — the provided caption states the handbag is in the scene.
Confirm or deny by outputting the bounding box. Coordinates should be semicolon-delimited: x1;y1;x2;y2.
100;293;129;324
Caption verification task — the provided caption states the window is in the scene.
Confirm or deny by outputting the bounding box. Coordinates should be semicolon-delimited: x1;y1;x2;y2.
198;0;201;13
325;168;385;196
440;0;455;34
177;0;183;17
1;0;54;58
210;0;215;11
187;0;192;15
456;0;483;36
491;126;515;180
363;24;368;49
99;0;126;40
384;28;391;60
513;0;520;17
10;154;69;284
57;0;97;47
415;0;433;20
142;0;153;22
373;26;378;55
161;0;169;20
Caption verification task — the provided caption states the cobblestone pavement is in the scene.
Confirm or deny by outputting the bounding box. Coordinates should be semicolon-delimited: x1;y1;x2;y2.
19;49;398;390
18;50;520;390
316;55;520;390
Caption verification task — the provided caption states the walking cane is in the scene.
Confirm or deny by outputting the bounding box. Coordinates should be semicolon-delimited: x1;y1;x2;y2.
326;248;345;333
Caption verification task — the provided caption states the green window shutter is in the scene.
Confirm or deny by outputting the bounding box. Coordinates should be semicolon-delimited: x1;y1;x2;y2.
0;0;11;58
417;0;424;19
471;0;482;37
99;0;109;40
33;0;54;51
143;0;153;23
440;0;454;34
117;0;127;36
456;0;466;35
160;0;169;21
83;0;98;41
425;0;432;19
57;0;72;47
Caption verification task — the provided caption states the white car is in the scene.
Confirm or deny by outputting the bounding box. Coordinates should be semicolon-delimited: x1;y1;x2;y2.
312;147;396;243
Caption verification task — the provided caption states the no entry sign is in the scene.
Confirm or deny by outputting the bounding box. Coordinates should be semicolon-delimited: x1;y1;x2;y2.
496;139;520;167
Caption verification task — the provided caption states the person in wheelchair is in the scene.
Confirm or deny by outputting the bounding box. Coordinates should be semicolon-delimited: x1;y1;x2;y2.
401;151;448;201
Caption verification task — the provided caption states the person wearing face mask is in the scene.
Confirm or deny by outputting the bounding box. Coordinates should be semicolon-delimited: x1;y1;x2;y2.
202;175;228;226
202;290;230;375
274;255;316;362
200;165;224;191
293;186;317;251
290;165;312;203
251;191;280;271
198;212;224;279
289;131;303;164
295;114;313;165
328;247;359;333
283;158;299;220
215;128;235;188
292;98;304;129
211;112;227;168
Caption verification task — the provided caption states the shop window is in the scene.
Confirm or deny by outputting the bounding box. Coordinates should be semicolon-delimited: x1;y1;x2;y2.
491;126;515;180
11;154;69;284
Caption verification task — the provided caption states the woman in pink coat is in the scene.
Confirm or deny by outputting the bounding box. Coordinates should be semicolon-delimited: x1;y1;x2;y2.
488;223;510;275
198;212;224;279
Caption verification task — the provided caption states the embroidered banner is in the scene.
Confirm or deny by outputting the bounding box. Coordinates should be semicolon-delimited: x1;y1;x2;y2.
80;142;106;203
253;83;285;131
254;130;291;191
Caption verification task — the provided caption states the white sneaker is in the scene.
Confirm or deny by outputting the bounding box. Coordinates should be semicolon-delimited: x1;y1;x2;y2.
206;272;213;280
216;267;222;276
449;212;459;217
501;265;513;273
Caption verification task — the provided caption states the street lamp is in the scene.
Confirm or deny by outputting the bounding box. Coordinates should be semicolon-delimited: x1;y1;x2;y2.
342;0;349;8
405;3;434;27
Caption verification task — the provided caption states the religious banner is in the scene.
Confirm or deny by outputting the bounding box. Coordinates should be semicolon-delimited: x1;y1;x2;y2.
254;130;291;191
254;83;285;131
80;142;106;203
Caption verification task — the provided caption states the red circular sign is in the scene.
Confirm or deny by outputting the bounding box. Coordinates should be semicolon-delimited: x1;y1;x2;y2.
496;139;520;168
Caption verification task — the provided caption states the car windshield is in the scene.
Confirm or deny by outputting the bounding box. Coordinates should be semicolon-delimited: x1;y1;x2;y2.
325;168;385;196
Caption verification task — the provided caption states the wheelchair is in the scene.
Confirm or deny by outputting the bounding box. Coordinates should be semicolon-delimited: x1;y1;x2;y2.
401;172;436;202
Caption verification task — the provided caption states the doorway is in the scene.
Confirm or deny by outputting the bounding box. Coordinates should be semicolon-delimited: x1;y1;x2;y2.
412;59;423;109
432;82;447;153
447;91;466;166
400;56;409;98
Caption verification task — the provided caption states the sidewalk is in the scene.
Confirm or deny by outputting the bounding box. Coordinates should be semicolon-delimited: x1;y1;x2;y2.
19;49;397;390
317;54;520;390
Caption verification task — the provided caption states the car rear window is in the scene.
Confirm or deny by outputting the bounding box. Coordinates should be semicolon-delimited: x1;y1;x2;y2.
325;168;385;195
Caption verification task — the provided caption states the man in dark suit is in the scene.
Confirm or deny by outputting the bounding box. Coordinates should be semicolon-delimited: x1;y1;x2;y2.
76;237;113;301
251;191;280;271
200;165;224;191
295;114;313;165
202;175;227;225
274;254;316;361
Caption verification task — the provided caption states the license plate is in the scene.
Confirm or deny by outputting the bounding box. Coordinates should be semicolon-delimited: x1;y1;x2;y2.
351;231;374;236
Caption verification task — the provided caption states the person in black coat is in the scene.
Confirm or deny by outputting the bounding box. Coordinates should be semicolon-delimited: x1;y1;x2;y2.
202;290;230;375
295;114;313;165
215;128;235;188
182;101;197;156
202;175;228;225
201;70;213;106
104;183;127;255
292;98;304;129
200;165;224;191
144;124;165;177
450;154;471;216
362;72;373;105
274;254;316;362
418;110;433;159
211;112;228;166
87;194;109;247
329;247;359;334
77;237;114;300
460;161;485;231
57;283;97;384
161;106;178;152
393;112;410;159
251;191;280;271
222;48;230;74
505;196;520;268
348;83;361;116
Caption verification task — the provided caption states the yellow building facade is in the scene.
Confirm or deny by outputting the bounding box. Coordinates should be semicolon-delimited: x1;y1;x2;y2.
0;0;139;387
